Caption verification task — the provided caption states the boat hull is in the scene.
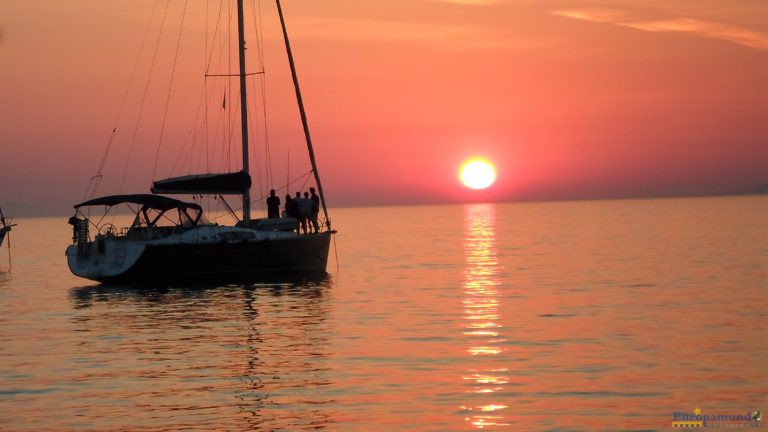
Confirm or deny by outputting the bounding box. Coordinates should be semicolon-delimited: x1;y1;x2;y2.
67;232;332;284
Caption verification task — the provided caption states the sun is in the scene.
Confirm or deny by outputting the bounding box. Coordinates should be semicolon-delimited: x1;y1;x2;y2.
459;158;496;190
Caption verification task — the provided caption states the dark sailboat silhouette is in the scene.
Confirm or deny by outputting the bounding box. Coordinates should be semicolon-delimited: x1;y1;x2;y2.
0;206;15;251
66;0;335;283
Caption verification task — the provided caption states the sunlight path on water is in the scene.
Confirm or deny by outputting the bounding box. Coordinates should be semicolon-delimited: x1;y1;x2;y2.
461;204;511;428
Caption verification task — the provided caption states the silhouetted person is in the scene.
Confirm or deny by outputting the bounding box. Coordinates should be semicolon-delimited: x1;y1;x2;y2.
295;191;308;234
283;194;293;218
68;216;80;243
309;187;320;233
266;189;280;219
284;194;301;233
299;192;313;234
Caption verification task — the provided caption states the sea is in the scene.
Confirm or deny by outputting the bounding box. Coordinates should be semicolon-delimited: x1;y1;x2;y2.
0;196;765;431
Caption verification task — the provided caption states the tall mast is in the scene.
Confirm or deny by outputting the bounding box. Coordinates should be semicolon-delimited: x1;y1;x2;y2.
276;0;331;229
237;0;251;223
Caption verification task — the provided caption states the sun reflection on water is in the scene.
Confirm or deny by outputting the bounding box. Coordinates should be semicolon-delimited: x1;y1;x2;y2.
461;204;510;428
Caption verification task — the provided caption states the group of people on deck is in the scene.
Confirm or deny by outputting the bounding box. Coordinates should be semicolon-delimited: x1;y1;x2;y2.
266;187;320;234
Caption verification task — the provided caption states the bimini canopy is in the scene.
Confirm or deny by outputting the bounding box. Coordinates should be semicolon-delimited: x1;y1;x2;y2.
75;194;202;212
151;172;251;195
75;194;205;229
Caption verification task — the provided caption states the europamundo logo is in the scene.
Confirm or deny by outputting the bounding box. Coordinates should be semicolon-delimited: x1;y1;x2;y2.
671;408;763;428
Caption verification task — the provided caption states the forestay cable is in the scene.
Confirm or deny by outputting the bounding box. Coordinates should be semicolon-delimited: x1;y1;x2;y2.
119;0;173;193
84;0;161;199
152;0;191;181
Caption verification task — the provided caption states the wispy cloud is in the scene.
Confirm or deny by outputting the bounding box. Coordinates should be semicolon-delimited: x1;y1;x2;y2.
620;18;768;50
552;9;629;23
290;16;550;51
428;0;502;5
553;8;768;50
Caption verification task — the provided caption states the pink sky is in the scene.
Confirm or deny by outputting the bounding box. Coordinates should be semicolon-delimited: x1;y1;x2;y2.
0;0;766;214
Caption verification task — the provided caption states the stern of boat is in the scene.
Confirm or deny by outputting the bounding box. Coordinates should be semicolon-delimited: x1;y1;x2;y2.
66;238;146;282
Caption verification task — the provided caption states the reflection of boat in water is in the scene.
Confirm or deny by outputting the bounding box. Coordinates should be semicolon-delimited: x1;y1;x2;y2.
0;206;16;250
70;272;332;307
66;0;335;284
67;279;334;430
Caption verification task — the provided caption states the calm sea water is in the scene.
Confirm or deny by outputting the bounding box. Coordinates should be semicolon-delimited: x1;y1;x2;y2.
0;196;765;431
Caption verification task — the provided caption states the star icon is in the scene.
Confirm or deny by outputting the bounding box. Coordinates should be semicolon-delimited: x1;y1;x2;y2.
694;408;702;415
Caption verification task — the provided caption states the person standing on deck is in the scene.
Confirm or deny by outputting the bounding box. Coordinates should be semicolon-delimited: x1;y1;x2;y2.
266;189;281;219
295;191;308;234
285;194;300;233
299;192;313;234
283;194;293;218
309;187;320;233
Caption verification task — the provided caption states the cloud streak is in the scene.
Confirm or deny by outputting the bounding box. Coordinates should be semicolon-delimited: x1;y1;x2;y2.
428;0;500;5
553;8;768;50
290;16;551;51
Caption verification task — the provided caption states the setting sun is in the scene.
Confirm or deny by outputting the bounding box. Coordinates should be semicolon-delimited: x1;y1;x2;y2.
459;159;497;190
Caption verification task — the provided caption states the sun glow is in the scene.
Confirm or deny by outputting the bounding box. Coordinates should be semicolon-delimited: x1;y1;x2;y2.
460;159;496;190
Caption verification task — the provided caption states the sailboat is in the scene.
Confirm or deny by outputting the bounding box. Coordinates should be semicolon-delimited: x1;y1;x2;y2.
66;0;335;283
0;206;15;250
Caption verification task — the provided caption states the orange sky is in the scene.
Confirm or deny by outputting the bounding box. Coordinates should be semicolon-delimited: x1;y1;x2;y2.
1;0;766;213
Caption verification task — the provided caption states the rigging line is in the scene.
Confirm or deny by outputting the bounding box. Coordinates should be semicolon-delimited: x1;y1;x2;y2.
298;170;311;192
152;0;190;181
85;0;162;200
94;207;112;230
205;72;264;77
188;112;211;174
209;94;228;171
186;94;209;173
204;86;226;171
170;100;202;175
246;91;265;199
251;0;273;189
249;0;266;76
119;0;173;193
83;129;111;200
169;86;206;176
201;73;228;172
207;37;230;173
207;1;229;172
250;0;267;111
166;67;205;175
218;194;240;221
205;0;226;74
247;76;269;190
253;169;312;202
247;0;265;188
259;73;273;188
252;169;312;201
222;94;242;172
248;68;274;190
251;0;264;66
